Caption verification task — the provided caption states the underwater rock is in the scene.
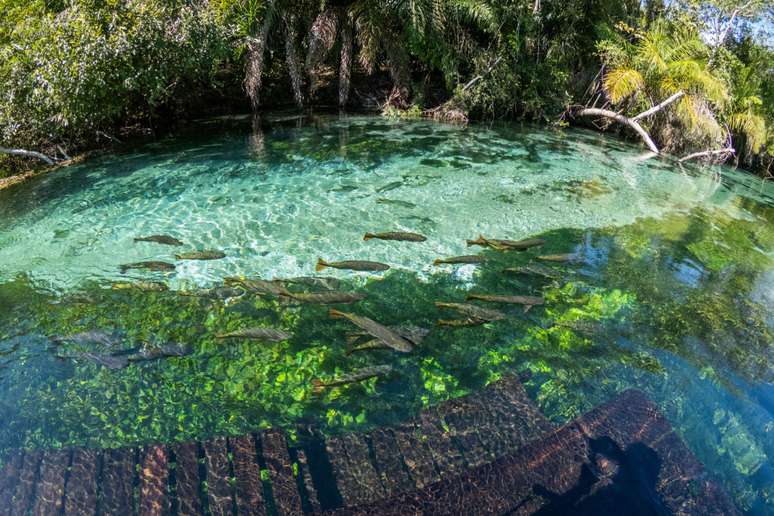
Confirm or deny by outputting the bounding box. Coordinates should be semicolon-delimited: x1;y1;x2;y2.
330;309;414;353
363;231;427;242
134;235;184;246
215;327;292;342
316;259;390;272
119;261;176;273
175;250;226;261
312;365;394;394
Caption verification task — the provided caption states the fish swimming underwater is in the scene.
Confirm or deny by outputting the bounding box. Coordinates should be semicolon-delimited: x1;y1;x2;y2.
215;327;292;342
285;292;366;304
466;235;545;251
134;235;184;246
61;352;129;370
179;286;246;301
363;231;427;242
312;365;394;394
111;281;169;292
281;276;343;291
119;261;176;273
316;259;390;272
346;325;429;355
175;250;226;261
224;277;291;296
435;302;507;323
466;293;544;308
329;309;414;352
51;330;124;350
537;253;580;263
126;343;193;362
433;255;485;266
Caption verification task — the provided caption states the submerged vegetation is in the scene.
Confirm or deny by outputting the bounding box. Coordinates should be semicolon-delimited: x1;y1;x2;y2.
0;0;772;175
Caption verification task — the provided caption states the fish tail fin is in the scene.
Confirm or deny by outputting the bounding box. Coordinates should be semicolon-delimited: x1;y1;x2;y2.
329;308;346;319
363;233;374;241
132;238;142;243
432;259;443;266
523;305;532;314
119;265;128;274
311;379;325;394
315;258;328;272
174;254;182;260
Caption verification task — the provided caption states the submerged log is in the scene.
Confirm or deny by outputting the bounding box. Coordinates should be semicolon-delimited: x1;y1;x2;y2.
64;449;99;516
679;147;735;163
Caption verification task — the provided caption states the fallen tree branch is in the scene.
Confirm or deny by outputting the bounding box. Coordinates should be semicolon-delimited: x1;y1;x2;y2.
574;90;686;155
678;147;735;163
631;91;685;121
0;146;55;165
576;107;660;153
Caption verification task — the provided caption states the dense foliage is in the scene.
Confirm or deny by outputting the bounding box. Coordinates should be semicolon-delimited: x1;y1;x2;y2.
0;0;772;174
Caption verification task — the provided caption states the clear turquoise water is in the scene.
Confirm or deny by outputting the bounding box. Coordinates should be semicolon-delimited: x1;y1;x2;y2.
0;115;772;512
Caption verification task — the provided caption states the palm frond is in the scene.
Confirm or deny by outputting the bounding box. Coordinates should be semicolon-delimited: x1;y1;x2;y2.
305;8;338;73
730;110;766;154
603;67;644;104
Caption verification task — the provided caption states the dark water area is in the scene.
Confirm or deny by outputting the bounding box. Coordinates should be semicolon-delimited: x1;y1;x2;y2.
0;115;772;513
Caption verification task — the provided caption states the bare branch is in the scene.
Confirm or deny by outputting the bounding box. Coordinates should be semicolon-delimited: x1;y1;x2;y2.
576;108;660;153
679;148;735;163
0;146;55;165
631;91;685;121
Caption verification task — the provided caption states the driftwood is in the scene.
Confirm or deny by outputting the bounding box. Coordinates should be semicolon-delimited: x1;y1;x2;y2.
576;91;685;154
0;146;56;165
679;147;735;163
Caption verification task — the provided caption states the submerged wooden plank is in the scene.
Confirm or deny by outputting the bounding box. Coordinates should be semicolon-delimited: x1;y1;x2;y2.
0;451;24;515
100;448;136;516
261;429;302;515
203;437;233;516
339;433;385;505
367;428;413;496
172;442;202;516
416;408;465;478
437;397;492;468
295;449;321;513
9;450;41;516
391;422;440;489
324;435;360;506
31;449;70;516
64;448;99;516
139;445;170;516
229;435;266;516
329;390;739;516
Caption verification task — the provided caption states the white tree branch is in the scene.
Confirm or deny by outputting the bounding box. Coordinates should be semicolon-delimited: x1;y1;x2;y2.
577;108;660;153
632;91;685;121
679;148;735;163
0;146;55;165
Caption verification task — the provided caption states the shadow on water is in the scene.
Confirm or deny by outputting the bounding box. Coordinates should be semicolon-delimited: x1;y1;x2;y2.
532;437;669;516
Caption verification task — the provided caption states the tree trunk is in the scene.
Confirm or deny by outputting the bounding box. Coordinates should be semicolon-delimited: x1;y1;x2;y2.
244;3;274;110
338;14;353;108
0;146;55;165
284;14;305;108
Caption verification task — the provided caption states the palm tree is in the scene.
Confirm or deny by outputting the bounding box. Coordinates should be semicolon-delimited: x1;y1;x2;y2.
599;21;729;152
